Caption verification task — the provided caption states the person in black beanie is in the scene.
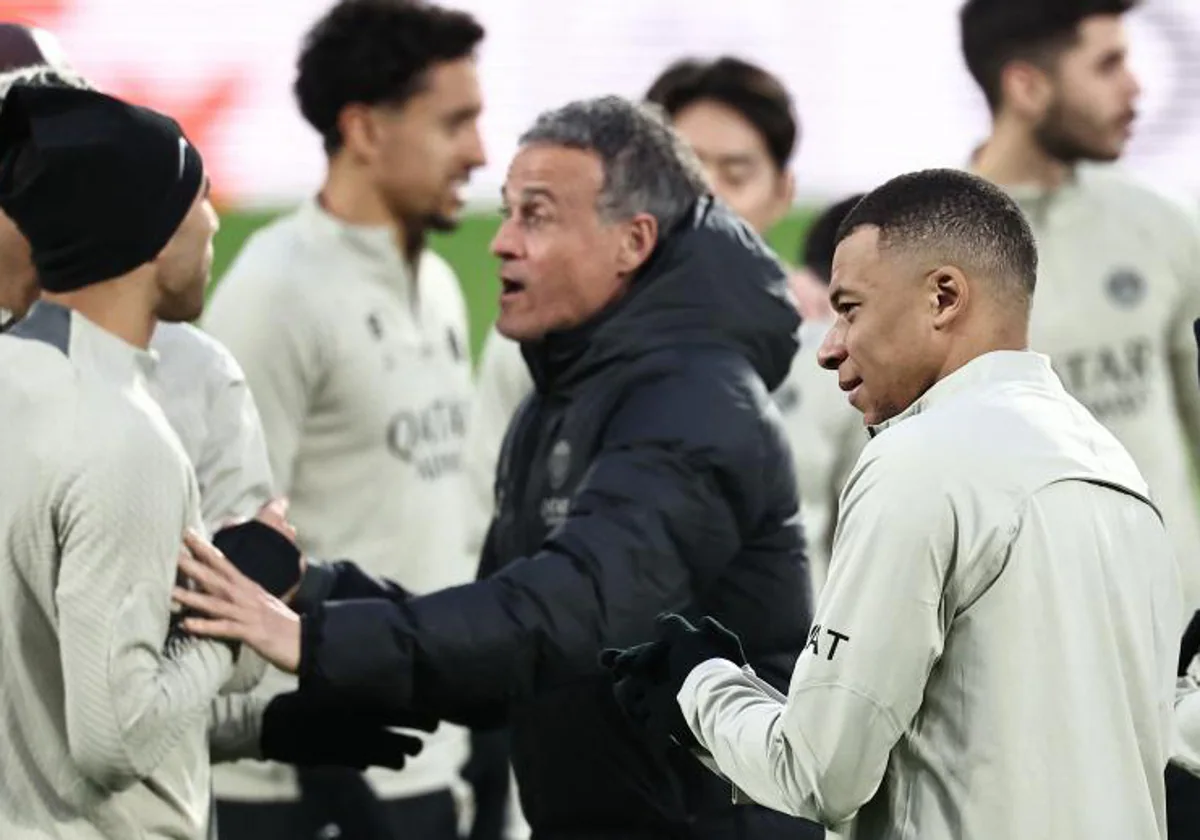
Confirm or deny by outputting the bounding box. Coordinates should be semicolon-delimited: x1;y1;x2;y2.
0;84;425;840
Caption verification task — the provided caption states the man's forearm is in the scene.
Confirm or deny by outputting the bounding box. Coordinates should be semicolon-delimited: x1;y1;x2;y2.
208;693;268;764
292;559;411;614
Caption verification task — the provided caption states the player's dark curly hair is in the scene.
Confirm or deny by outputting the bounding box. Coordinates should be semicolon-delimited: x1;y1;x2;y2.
294;0;484;154
960;0;1140;112
644;56;797;173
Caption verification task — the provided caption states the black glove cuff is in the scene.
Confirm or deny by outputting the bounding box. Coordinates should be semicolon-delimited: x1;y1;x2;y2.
291;562;338;614
212;520;302;597
298;608;324;691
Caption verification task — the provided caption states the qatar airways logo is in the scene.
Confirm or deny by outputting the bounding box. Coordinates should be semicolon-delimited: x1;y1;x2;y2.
386;397;468;480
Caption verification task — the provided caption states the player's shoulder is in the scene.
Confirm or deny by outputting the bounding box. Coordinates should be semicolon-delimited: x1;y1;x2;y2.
150;321;243;385
418;248;468;314
1079;165;1200;231
211;204;328;300
0;332;79;423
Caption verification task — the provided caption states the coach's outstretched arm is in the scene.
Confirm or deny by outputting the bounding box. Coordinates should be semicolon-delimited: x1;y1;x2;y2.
177;374;789;723
674;450;953;827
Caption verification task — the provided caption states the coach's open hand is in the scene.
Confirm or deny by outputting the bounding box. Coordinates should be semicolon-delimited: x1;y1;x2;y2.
173;529;302;673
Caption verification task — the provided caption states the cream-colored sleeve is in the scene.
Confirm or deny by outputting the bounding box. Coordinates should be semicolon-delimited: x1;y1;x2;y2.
678;449;955;825
207;694;269;764
55;419;234;792
195;340;275;533
202;248;329;495
462;328;534;559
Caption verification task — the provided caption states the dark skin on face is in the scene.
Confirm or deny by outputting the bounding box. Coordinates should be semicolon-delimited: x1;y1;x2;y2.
817;225;1027;426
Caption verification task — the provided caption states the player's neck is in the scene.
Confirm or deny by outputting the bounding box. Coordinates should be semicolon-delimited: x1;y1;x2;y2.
42;272;157;349
973;119;1072;191
320;158;423;267
938;318;1030;384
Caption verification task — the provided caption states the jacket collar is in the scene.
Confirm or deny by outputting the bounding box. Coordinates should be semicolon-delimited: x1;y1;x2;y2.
868;350;1057;438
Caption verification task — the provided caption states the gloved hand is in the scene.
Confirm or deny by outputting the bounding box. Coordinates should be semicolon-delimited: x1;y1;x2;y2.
601;614;747;750
261;691;437;770
211;519;303;599
1180;609;1200;677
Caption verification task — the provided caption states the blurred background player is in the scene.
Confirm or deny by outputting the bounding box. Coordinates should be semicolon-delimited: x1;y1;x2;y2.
958;4;1200;833
960;0;1200;607
776;193;868;593
203;1;489;838
464;56;863;596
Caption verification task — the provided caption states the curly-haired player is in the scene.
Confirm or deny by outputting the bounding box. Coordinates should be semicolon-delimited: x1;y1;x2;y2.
204;3;487;839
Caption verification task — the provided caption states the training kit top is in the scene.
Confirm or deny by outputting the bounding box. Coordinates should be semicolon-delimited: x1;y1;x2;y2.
0;302;241;839
461;327;531;559
999;167;1200;610
203;198;474;805
148;322;274;534
679;351;1182;840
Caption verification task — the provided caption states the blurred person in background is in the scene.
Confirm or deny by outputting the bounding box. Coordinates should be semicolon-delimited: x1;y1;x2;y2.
202;1;488;838
960;1;1200;835
961;0;1200;613
176;95;821;840
465;57;861;599
959;1;1200;834
778;193;868;592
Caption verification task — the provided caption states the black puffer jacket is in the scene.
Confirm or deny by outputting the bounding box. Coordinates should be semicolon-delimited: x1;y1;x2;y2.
301;198;818;839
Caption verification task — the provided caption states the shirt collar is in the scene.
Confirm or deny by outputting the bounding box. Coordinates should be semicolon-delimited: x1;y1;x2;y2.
298;196;417;294
32;300;159;385
867;350;1057;438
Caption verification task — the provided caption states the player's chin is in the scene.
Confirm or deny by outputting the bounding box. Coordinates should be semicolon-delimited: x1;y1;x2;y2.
495;310;544;343
426;211;461;233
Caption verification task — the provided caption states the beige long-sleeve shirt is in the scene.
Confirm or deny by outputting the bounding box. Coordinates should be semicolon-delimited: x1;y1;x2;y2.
0;302;237;839
147;321;275;752
679;351;1182;839
203;198;473;804
1002;167;1200;610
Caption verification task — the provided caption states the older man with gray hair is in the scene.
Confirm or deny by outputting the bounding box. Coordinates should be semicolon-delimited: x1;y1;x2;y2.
175;95;822;840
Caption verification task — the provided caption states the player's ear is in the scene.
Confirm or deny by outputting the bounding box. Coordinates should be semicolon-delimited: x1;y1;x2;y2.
928;265;967;329
616;212;658;276
337;103;380;162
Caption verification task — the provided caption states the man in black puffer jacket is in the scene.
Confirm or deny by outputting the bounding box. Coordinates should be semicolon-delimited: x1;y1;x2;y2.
175;96;821;840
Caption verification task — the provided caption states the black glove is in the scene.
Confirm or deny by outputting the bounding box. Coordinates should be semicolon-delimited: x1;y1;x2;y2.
1181;609;1200;677
261;691;437;770
601;614;747;750
212;520;303;597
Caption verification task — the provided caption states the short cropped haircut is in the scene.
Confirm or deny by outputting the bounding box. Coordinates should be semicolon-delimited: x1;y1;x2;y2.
836;168;1038;307
644;56;797;172
295;0;484;154
960;0;1139;112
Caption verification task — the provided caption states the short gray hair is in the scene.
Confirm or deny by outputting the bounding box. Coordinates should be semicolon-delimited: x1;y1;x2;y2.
0;63;92;100
519;95;707;232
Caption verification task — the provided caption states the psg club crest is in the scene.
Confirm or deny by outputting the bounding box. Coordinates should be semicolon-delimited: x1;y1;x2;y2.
548;439;571;491
1105;268;1146;309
